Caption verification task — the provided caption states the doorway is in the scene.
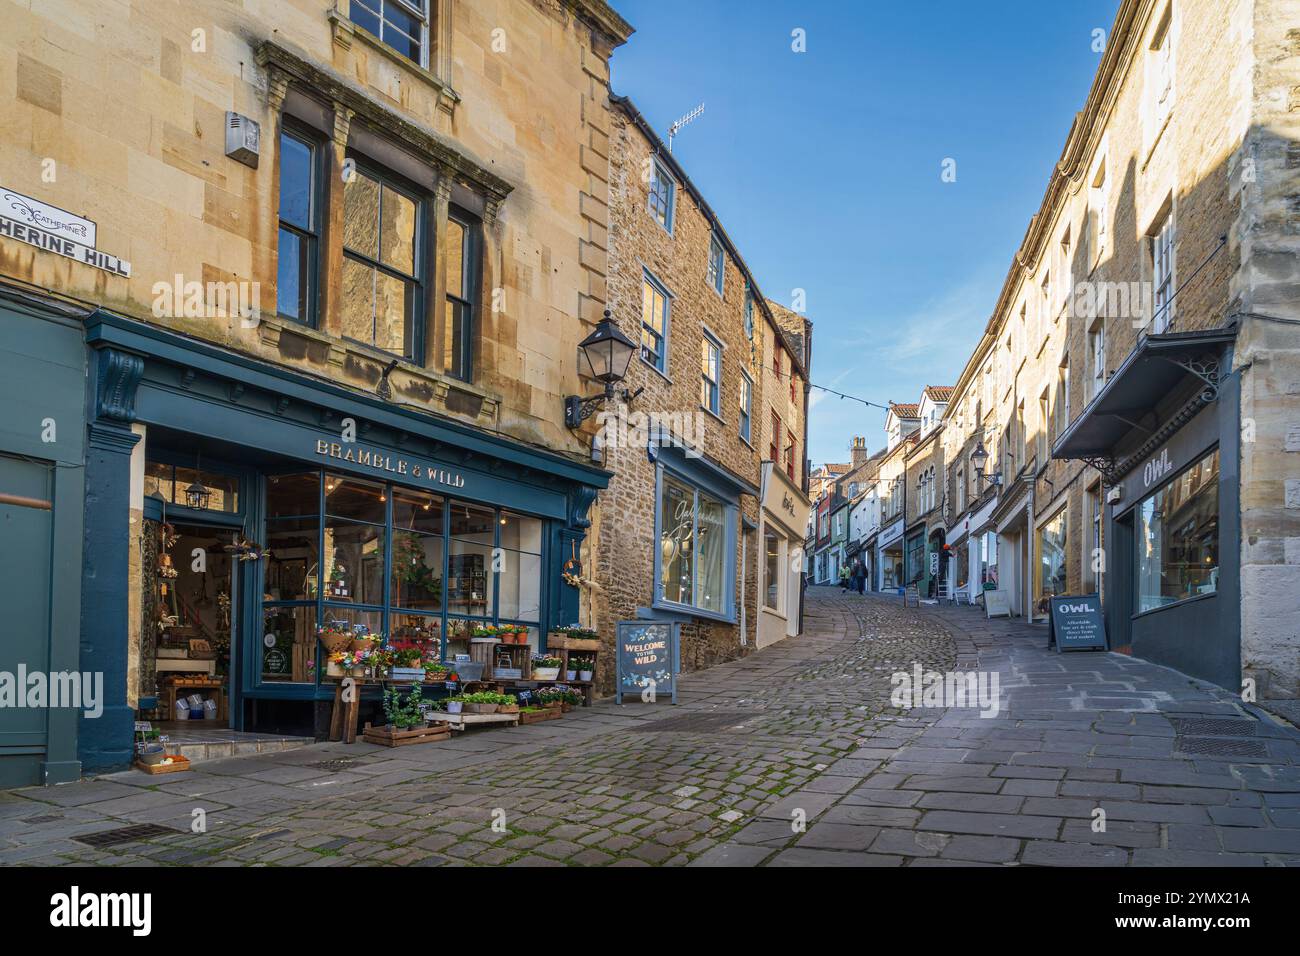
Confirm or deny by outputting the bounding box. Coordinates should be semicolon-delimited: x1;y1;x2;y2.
150;521;238;730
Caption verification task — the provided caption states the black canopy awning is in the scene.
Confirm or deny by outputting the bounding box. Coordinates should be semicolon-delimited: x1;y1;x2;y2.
1053;326;1236;461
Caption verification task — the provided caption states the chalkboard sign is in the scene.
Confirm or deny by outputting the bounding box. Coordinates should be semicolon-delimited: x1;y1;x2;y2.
1047;594;1107;652
984;589;1012;619
615;620;679;705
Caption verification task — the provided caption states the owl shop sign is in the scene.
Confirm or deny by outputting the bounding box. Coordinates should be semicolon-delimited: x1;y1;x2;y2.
0;186;131;277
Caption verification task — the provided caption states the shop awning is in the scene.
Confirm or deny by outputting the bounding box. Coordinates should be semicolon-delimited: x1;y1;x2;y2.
1053;327;1236;461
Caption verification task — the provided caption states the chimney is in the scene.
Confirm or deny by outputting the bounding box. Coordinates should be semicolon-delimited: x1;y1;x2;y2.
851;436;868;468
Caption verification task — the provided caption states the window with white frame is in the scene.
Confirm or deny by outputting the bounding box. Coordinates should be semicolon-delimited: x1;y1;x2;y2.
743;286;754;340
739;370;752;443
1150;210;1175;333
1054;362;1070;441
1089;319;1106;398
700;331;721;415
707;233;724;295
1145;6;1174;144
648;158;676;232
349;0;429;67
641;272;670;372
1087;156;1107;269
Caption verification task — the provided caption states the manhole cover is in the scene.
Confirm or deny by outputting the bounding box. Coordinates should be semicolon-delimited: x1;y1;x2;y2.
304;758;359;772
632;711;759;734
1174;736;1268;757
1170;717;1256;737
74;823;178;848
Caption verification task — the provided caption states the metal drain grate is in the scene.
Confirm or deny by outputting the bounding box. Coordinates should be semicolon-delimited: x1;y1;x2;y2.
1174;736;1268;758
1170;717;1257;737
74;823;178;848
632;711;759;734
304;758;359;772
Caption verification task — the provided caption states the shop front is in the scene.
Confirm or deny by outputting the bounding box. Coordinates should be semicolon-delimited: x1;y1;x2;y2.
79;311;609;772
877;518;904;591
948;494;998;604
1054;328;1239;689
0;293;86;787
757;461;811;648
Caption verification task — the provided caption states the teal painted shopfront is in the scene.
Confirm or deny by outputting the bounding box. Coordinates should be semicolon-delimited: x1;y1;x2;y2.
79;311;609;772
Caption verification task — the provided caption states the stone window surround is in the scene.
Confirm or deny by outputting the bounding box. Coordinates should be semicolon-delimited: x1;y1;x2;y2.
255;40;510;427
651;459;739;624
327;0;457;115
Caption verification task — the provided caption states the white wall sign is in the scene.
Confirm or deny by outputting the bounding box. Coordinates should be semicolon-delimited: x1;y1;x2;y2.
0;185;130;277
1;187;95;245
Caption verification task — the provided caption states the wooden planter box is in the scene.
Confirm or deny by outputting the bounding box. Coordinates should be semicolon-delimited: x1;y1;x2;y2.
548;634;602;652
519;708;562;724
134;755;191;775
362;721;451;747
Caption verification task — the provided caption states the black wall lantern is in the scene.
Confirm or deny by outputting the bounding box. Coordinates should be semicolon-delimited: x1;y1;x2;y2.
970;441;1002;488
185;451;212;510
565;309;639;428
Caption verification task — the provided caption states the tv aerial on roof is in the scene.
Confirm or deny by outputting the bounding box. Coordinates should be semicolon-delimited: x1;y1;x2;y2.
667;102;705;152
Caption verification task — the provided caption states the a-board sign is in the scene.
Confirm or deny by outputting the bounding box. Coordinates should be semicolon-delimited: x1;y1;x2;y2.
615;620;679;705
984;589;1012;619
1047;594;1108;652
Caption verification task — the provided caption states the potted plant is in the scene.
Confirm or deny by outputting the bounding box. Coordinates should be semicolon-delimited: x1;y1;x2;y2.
461;691;500;715
381;682;427;731
387;639;425;682
317;622;353;655
496;693;519;714
444;695;464;714
572;654;595;682
532;655;562;681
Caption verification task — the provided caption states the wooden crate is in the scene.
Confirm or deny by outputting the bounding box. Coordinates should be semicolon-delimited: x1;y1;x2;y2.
547;634;602;652
134;755;192;775
518;708;562;725
361;721;451;747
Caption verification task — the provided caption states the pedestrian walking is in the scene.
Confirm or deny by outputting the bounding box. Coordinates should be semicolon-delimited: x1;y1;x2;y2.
839;565;850;592
855;559;867;594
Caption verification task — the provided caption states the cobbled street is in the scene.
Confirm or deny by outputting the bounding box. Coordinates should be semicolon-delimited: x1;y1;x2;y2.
4;587;1299;867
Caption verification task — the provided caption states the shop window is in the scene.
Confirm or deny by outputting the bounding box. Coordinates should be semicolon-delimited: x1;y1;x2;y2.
658;473;729;615
444;212;477;382
764;528;781;611
1035;507;1068;615
497;511;543;623
448;501;495;618
349;0;429;67
277;126;320;325
391;490;444;611
144;460;239;513
341;163;423;360
1136;448;1219;612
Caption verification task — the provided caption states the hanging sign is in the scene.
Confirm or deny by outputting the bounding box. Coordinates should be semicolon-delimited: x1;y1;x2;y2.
615;620;679;705
1047;594;1108;652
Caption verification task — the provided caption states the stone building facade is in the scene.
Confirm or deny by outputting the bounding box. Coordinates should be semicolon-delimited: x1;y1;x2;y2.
588;94;810;680
0;0;637;780
937;0;1299;696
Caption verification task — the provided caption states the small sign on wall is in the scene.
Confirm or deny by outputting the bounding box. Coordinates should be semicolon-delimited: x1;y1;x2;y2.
615;620;679;705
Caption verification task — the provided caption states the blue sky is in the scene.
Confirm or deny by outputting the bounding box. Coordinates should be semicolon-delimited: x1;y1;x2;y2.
609;0;1120;466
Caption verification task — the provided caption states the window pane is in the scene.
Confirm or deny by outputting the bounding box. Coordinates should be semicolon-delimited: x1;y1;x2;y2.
260;604;317;684
392;530;443;610
278;132;312;229
447;542;492;615
343;171;381;259
320;606;383;642
374;269;415;356
1137;449;1219;612
391;488;443;534
765;529;780;609
383;3;420;38
172;466;239;512
446;217;466;297
390;612;442;660
696;495;726;612
499;512;542;553
1035;509;1068;614
349;0;382;37
265;517;319;601
380;183;418;275
659;476;694;605
143;461;173;503
323;519;386;605
267;472;319;518
276;227;307;321
497;549;541;621
445;298;470;380
341;256;376;343
324;475;386;523
450;501;495;542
